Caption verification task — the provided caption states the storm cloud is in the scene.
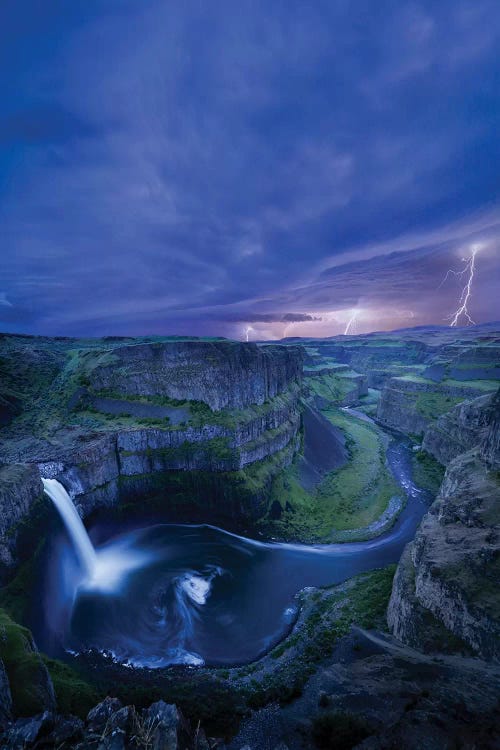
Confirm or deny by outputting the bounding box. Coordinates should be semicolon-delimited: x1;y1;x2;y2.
0;0;499;339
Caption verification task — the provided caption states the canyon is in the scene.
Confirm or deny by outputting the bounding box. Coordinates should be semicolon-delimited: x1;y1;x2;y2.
0;324;499;749
0;336;303;571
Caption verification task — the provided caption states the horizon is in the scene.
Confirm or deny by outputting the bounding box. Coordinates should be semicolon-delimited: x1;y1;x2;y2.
2;317;499;344
1;1;499;339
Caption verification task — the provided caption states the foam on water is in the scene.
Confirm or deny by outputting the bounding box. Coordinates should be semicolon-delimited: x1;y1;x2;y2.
43;478;150;594
179;566;223;605
36;437;432;669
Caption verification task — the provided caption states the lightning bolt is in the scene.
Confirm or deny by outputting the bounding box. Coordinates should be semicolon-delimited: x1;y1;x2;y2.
344;311;358;335
441;246;479;327
245;326;254;342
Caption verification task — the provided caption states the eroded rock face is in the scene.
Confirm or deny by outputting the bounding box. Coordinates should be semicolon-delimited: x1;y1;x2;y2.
0;340;303;567
86;341;302;411
86;697;123;734
0;465;44;568
377;377;488;437
388;388;500;661
377;379;430;435
422;392;492;465
40;394;302;521
2;711;54;750
481;389;500;469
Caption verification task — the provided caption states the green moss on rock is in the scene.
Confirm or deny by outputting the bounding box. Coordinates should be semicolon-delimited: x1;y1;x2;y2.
0;609;54;716
42;656;101;718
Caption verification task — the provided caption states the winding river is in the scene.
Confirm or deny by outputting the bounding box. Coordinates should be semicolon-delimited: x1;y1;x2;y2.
36;429;431;669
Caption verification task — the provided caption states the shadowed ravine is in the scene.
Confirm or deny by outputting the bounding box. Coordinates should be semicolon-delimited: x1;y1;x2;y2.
36;432;431;669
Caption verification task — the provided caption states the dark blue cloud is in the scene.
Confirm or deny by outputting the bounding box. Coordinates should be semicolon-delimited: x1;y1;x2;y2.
0;0;499;338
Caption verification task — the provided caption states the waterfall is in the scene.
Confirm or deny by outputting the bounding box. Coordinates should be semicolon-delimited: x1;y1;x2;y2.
42;478;97;579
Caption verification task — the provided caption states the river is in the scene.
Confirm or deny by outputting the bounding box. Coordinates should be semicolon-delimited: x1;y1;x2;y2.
36;430;431;668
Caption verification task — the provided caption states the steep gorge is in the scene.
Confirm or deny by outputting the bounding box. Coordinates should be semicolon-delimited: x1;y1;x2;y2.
0;337;303;573
388;388;500;660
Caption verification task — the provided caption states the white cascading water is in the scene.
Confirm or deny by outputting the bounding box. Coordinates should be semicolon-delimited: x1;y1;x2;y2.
42;478;97;579
42;476;151;593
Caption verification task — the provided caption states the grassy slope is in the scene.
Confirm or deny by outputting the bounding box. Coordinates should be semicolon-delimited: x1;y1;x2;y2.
0;608;100;718
305;371;361;404
230;566;396;710
258;408;398;542
411;450;446;495
414;391;464;420
355;387;380;417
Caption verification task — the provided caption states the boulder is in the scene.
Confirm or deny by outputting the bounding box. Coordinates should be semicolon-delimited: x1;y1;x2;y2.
143;700;188;750
2;710;53;749
86;696;123;734
48;714;85;746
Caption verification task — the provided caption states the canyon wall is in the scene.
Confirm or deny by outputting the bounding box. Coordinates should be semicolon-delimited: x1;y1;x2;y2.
84;340;302;411
388;388;500;660
0;338;303;571
0;465;44;568
377;376;493;436
422;392;492;465
305;340;430;372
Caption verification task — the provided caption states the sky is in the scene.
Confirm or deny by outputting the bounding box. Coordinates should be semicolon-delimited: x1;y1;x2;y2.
1;0;499;341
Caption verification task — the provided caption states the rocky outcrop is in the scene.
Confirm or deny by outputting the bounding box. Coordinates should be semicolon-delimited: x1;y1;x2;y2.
85;341;302;411
377;376;493;436
422;392;493;465
377;378;430;435
1;697;199;750
0;339;303;562
304;369;368;408
338;373;368;405
388;388;500;661
481;389;500;468
0;610;56;718
0;465;44;568
228;616;500;750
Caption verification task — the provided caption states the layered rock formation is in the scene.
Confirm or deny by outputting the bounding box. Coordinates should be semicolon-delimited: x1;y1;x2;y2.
302;361;368;409
377;375;492;436
0;465;44;568
304;339;430;373
84;340;301;410
292;327;500;435
422;392;492;464
377;377;432;435
388;388;500;661
37;386;302;519
0;337;303;570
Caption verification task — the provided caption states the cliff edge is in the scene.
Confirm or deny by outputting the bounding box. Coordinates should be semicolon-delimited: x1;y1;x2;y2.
388;388;500;660
0;336;303;571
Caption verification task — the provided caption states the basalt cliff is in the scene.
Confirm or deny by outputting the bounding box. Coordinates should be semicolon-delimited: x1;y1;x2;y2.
0;335;303;571
388;388;500;661
1;326;500;749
